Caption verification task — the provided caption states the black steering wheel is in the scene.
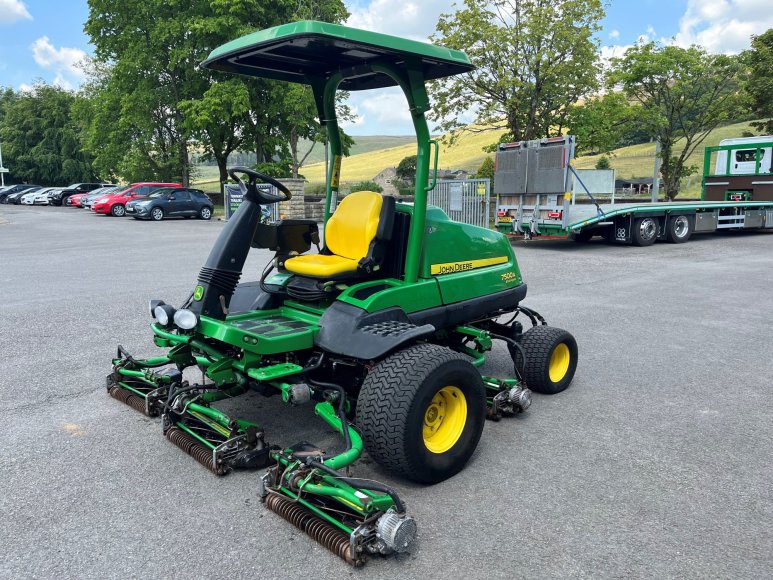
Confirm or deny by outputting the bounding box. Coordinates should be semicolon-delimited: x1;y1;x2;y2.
227;166;292;204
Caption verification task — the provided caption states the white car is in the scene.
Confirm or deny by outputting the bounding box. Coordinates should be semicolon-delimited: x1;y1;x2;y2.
33;188;58;205
21;188;50;204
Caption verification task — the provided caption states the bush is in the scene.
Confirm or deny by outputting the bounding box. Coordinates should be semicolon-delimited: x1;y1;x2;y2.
349;180;383;194
475;156;495;179
595;155;611;170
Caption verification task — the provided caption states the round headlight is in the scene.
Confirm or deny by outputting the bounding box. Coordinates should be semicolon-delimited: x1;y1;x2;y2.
153;304;176;326
173;309;198;330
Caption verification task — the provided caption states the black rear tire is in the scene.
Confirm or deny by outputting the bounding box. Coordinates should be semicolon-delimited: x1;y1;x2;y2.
356;343;486;484
199;206;212;220
666;215;692;243
514;326;578;395
632;216;658;246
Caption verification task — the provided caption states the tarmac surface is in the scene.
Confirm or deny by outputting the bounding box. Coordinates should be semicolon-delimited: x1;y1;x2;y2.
1;204;771;579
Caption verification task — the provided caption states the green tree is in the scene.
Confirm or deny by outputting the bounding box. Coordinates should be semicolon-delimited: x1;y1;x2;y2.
396;155;417;184
475;156;495;179
0;84;97;185
743;28;773;134
567;92;640;154
431;0;604;143
84;0;348;186
608;43;744;200
595;155;611;170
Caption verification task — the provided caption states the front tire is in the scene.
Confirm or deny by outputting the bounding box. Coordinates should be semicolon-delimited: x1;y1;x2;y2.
356;343;486;484
515;326;578;395
111;204;126;217
151;207;164;221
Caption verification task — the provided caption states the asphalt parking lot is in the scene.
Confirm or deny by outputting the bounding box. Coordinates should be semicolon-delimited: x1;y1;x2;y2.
1;205;771;579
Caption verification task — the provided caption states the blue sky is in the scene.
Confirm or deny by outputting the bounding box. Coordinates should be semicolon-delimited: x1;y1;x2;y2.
1;1;771;135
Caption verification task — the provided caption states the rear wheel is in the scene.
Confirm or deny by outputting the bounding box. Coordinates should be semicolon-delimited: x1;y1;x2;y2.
356;343;486;484
151;207;164;221
111;204;126;217
199;206;212;220
514;326;578;395
666;215;692;243
632;217;658;246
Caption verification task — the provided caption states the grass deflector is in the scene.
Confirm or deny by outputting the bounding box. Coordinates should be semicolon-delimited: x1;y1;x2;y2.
108;20;578;565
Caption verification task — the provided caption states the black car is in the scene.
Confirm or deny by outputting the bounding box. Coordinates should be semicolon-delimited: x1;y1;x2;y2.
125;187;214;221
51;183;111;206
7;187;42;204
0;184;41;203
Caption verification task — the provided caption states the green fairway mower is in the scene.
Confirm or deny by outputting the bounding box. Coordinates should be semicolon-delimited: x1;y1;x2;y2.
107;21;578;565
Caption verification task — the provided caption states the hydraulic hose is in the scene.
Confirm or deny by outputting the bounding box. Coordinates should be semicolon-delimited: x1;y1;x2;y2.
310;460;406;515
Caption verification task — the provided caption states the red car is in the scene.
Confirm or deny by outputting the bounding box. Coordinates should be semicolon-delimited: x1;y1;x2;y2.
91;182;182;217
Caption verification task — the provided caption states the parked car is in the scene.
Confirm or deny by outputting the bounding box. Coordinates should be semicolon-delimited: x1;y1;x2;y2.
51;183;112;206
20;187;52;205
34;188;61;205
126;187;214;220
82;187;118;209
0;184;40;203
91;182;182;217
6;187;41;204
75;185;119;208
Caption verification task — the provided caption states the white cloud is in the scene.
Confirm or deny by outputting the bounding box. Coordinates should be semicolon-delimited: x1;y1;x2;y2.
358;88;412;125
18;82;33;93
346;0;454;41
31;36;87;75
29;36;87;89
673;0;773;54
0;0;31;24
609;30;620;40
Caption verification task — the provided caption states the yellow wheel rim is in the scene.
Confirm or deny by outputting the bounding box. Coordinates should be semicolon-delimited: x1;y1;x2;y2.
423;386;467;454
549;343;571;383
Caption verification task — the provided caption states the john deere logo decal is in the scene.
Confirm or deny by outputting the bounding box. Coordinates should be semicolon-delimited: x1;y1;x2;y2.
193;285;204;301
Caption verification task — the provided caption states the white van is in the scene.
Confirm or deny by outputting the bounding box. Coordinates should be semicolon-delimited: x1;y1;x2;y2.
715;136;773;175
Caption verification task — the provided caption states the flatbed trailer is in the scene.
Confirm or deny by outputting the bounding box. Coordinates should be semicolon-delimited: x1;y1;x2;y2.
494;136;773;246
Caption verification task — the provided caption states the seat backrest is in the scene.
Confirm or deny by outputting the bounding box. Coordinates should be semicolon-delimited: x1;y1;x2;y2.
326;191;384;261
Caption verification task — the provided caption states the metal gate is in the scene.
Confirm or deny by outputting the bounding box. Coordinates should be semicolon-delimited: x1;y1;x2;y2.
427;179;490;228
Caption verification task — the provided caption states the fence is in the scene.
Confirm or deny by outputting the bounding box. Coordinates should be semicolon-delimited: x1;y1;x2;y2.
427;179;491;228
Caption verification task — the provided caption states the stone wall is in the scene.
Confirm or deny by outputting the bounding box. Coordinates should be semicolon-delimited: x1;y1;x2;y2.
276;178;306;220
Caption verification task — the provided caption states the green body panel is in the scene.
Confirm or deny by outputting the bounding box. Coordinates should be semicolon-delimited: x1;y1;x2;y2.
336;278;442;314
198;306;321;355
421;206;522;303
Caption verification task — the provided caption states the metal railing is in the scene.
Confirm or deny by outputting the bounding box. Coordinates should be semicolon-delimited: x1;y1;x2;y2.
427;179;491;228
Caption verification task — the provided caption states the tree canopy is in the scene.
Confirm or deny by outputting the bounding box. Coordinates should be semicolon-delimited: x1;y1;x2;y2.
431;0;604;143
82;0;348;185
608;42;744;200
743;28;773;135
0;84;97;185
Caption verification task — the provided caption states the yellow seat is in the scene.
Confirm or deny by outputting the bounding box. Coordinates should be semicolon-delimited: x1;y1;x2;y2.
285;191;385;279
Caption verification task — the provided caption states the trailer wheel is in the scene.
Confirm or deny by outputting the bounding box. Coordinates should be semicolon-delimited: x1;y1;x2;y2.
666;215;692;243
632;217;658;246
356;343;486;484
514;326;578;395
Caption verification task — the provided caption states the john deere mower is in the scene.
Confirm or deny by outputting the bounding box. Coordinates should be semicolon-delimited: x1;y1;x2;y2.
107;21;578;566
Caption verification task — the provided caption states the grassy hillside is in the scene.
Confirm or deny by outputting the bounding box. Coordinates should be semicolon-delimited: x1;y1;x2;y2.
573;120;764;196
193;120;764;195
301;127;507;186
191;135;417;188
